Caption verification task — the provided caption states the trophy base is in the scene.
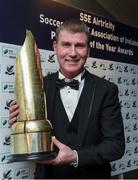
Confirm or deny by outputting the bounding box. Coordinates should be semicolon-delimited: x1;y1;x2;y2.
8;151;57;163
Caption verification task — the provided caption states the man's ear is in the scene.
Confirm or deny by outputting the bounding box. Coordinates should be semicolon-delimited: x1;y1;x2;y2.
53;41;57;53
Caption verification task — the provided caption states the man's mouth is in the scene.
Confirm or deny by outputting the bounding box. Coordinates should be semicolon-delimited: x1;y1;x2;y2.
66;59;79;62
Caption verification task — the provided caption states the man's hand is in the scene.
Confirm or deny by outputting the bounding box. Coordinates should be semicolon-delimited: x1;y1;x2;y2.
9;100;19;126
39;136;77;165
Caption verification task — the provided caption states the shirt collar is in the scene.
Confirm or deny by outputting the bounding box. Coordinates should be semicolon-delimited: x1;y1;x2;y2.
58;70;85;83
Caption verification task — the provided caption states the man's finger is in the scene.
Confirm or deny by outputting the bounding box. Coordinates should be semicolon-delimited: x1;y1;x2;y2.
9;109;19;119
9;117;17;126
10;100;17;106
52;136;63;149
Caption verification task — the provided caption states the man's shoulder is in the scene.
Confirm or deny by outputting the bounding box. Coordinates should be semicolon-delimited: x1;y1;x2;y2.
88;71;117;89
43;71;58;81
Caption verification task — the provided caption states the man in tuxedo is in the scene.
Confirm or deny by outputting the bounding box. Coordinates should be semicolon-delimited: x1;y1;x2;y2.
9;19;125;179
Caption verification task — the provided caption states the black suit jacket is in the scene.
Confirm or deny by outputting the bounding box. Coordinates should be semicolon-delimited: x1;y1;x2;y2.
35;70;125;179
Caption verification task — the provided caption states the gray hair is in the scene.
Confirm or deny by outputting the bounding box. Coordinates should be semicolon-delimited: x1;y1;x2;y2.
55;19;90;46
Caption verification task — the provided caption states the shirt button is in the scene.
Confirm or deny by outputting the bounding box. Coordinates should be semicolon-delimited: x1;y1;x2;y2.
68;91;70;93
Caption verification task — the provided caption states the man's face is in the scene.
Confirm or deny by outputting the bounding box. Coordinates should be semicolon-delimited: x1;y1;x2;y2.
53;29;90;78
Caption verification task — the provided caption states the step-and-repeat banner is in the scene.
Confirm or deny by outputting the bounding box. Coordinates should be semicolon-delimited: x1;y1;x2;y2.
0;0;138;178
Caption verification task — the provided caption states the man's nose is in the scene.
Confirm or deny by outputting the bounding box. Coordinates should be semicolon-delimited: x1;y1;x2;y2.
69;46;77;57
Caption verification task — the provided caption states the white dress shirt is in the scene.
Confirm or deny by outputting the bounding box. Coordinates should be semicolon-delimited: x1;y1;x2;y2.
59;71;85;122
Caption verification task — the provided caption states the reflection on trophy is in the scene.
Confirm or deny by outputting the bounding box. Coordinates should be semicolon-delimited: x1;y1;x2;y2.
8;30;56;162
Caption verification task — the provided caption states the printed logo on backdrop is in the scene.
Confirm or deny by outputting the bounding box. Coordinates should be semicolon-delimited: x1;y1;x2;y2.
133;158;138;168
1;82;14;93
48;53;55;63
3;135;10;146
131;112;138;120
14;167;30;179
2;47;18;59
4;99;13;110
0;117;9;128
47;53;59;69
5;65;15;76
0;153;10;164
39;50;59;76
3;169;12;179
43;51;59;76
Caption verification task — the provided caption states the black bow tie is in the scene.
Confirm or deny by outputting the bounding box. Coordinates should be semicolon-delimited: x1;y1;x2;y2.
56;79;79;90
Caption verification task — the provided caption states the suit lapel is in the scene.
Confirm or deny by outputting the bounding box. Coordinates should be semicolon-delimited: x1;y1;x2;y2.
77;71;96;147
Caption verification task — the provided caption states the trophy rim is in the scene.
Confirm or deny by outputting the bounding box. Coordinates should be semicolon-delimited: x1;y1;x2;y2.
7;151;57;163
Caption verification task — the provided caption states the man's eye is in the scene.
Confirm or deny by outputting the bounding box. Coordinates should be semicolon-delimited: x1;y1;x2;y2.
76;44;86;48
62;43;70;47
